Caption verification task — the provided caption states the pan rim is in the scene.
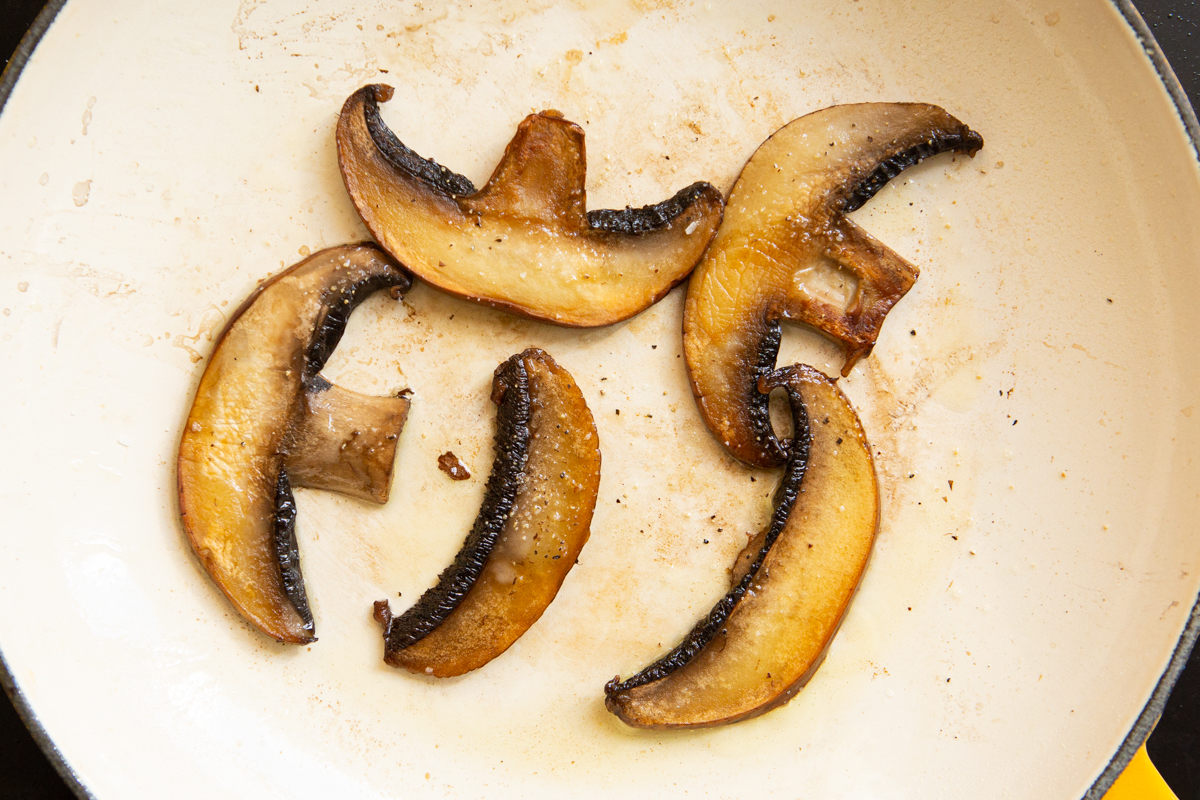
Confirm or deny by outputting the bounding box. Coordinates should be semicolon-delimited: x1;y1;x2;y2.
1080;6;1200;794
0;4;93;795
0;1;1196;798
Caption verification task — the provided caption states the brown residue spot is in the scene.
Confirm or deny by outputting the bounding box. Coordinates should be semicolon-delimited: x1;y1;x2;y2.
564;49;584;64
81;96;96;135
72;180;91;207
1045;11;1060;26
438;451;471;481
602;31;628;46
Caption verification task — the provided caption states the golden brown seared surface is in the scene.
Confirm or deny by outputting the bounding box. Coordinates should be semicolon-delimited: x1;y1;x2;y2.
337;84;724;327
375;348;601;677
684;103;982;467
605;365;878;728
177;244;411;644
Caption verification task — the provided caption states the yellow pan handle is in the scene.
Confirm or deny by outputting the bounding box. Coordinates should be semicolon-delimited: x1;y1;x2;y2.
1102;744;1178;800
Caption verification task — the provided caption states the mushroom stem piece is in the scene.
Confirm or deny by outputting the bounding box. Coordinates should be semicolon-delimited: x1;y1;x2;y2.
178;244;412;644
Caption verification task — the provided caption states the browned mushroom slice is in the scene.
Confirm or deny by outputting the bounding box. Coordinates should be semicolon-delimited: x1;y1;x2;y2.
374;348;600;677
604;364;878;728
178;244;412;644
337;84;724;326
684;103;983;467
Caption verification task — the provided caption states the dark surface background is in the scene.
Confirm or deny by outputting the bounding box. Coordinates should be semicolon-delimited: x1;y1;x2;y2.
2;0;1199;798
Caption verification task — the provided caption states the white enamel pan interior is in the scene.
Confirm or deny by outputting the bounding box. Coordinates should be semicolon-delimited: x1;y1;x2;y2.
1;0;1199;797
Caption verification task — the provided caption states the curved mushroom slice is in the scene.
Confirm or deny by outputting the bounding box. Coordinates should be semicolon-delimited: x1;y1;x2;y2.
337;84;724;326
684;103;983;467
178;244;413;644
604;365;878;728
374;348;600;677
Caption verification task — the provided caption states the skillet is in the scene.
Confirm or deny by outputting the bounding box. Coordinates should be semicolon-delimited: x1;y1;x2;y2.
2;1;1200;800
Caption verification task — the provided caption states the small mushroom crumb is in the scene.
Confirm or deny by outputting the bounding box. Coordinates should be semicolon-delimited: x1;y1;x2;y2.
438;451;471;481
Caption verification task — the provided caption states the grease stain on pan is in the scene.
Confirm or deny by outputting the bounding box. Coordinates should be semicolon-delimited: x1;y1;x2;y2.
81;96;95;135
171;304;226;364
72;179;91;207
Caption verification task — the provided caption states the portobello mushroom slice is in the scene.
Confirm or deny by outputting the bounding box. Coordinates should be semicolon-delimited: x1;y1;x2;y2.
178;244;413;644
604;364;878;728
374;348;601;677
337;84;724;326
683;103;983;467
